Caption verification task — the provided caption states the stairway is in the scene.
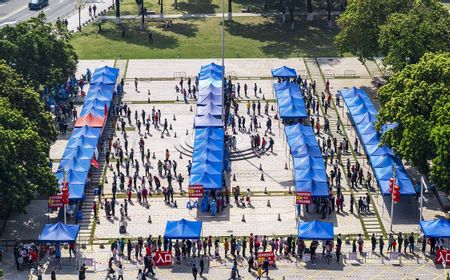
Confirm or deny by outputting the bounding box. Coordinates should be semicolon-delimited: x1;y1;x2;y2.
364;60;383;79
77;60;128;245
303;58;385;238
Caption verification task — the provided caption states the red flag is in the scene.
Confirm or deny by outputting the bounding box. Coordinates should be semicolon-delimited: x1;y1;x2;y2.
104;101;108;116
90;158;100;169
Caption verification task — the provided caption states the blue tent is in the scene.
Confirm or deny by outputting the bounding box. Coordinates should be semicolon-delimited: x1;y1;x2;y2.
38;222;80;243
67;135;99;149
192;148;223;163
164;219;202;239
200;63;222;72
295;181;329;197
198;84;222;97
271;66;297;78
94;66;119;79
55;170;87;200
90;73;117;85
420;218;450;238
199;71;221;81
71;126;102;139
199;78;222;89
197;93;222;107
80;99;111;117
85;83;114;101
380;123;398;134
195;127;224;141
57;157;91;172
189;173;222;190
195;113;223;128
191;161;222;174
62;146;95;160
298;220;334;240
293;156;324;170
197;103;222;116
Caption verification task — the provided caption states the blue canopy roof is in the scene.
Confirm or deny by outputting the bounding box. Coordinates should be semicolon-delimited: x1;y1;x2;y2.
195;113;223;128
57;157;91;172
71;126;102;139
164;219;202;239
80;99;111;117
275;81;307;119
85;83;114;101
420;218;450;238
197;93;222;107
191;161;223;174
199;78;222;89
340;87;416;196
192;148;223;163
298;220;334;240
200;63;222;72
197;103;222;116
271;66;297;78
189;173;222;190
67;135;99;149
295;181;329;197
198;84;222;97
90;73;117;85
55;170;87;200
195;127;224;141
38;222;80;243
94;66;119;79
62;146;95;160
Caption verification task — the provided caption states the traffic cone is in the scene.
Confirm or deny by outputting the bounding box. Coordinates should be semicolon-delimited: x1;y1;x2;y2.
274;114;278;120
242;214;246;222
190;106;193;112
267;200;271;207
277;213;281;221
174;200;178;208
271;105;274;111
288;186;292;194
284;162;288;170
260;173;265;181
169;124;173;130
161;132;164;139
148;97;150;103
259;163;263;171
148;215;152;223
262;94;265;100
186;129;189;135
176;96;179;102
179;152;183;159
105;177;108;184
233;174;236;181
259;88;262;94
173;114;176;121
174;132;177;138
264;187;267;194
152;152;156;159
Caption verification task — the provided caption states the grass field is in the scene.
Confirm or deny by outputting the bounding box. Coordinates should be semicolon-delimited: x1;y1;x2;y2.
71;16;341;59
108;0;343;16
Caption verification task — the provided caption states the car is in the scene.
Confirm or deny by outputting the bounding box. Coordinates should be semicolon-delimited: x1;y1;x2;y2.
28;0;48;10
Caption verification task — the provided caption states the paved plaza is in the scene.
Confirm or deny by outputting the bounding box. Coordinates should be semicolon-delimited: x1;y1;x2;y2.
1;58;447;279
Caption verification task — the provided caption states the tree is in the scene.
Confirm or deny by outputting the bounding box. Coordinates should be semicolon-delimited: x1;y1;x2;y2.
377;52;450;192
0;62;57;144
0;62;58;214
334;0;413;60
378;0;450;71
0;13;77;89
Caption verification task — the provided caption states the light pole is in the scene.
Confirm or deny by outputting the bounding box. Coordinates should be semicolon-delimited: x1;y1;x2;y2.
76;0;83;31
390;163;397;232
221;0;225;121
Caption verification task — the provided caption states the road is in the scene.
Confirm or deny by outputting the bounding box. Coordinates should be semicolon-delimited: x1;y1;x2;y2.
0;0;106;27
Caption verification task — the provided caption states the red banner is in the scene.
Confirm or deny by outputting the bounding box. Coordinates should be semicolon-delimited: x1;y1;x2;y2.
436;249;450;265
257;251;275;265
155;251;172;266
48;195;63;208
188;185;204;198
296;191;311;205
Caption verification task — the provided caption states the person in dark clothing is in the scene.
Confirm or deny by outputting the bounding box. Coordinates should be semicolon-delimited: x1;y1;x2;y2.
192;263;198;280
262;258;269;277
248;255;254;272
371;233;376;252
379;235;384;256
199;256;205;276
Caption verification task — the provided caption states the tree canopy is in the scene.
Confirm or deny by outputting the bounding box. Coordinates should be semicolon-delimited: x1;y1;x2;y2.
378;0;450;71
0;13;78;89
377;52;450;193
334;0;413;60
0;61;58;213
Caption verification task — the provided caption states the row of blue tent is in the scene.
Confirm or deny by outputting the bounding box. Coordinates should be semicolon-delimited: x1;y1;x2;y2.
285;124;329;197
55;66;119;201
272;67;307;119
189;63;225;190
340;87;415;196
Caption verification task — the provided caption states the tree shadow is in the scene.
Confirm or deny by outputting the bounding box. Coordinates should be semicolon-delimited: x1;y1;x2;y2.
226;16;339;57
86;21;179;49
173;0;219;14
158;22;199;37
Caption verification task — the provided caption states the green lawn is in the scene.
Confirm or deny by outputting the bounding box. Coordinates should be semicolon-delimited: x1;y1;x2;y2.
71;16;340;59
109;0;343;16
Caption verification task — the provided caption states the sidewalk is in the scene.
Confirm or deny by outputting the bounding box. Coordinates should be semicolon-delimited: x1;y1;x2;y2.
65;0;112;32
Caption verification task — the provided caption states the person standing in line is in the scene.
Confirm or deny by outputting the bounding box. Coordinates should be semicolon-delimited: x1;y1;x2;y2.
371;233;376;252
199;256;204;276
192;263;198;280
379;235;384;256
